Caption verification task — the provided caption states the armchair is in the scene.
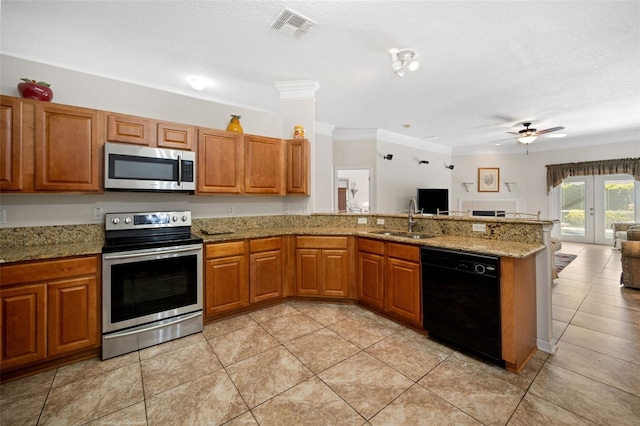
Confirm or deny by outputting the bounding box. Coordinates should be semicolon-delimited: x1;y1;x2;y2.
612;223;640;249
621;240;640;289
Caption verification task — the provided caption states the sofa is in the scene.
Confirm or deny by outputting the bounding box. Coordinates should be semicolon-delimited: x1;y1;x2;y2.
621;240;640;289
612;223;640;249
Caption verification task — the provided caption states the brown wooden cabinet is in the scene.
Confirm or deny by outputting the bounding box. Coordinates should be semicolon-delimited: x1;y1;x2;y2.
286;139;310;195
245;135;284;195
197;128;244;194
249;237;283;303
357;238;385;309
385;243;421;326
0;96;101;193
107;112;195;150
295;236;350;298
204;241;249;316
0;256;100;371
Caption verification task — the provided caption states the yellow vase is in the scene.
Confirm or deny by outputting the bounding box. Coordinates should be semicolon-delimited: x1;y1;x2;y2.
227;115;243;133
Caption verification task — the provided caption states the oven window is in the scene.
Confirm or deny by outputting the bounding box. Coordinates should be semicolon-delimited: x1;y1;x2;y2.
110;254;198;323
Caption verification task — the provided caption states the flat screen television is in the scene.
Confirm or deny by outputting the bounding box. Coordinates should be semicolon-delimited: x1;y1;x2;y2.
417;188;448;215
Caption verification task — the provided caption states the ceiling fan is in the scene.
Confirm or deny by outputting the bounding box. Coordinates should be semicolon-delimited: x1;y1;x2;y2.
507;122;566;144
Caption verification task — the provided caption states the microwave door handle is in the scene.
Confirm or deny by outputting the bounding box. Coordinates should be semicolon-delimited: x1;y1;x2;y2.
177;155;182;186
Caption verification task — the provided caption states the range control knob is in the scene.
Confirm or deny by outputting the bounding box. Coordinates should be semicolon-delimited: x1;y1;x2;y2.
124;216;132;224
181;215;188;222
111;217;120;225
474;264;486;274
172;216;178;222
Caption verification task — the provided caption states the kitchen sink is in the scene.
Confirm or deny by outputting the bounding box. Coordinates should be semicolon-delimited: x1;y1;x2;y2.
369;230;433;240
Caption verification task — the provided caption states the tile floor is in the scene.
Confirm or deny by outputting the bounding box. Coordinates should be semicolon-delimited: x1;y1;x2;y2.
2;242;640;425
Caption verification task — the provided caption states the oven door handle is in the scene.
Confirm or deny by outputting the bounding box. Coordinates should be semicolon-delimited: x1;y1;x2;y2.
103;312;202;339
103;245;201;260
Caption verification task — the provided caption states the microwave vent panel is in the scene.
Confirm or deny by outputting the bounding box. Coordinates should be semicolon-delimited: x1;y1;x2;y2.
270;8;316;39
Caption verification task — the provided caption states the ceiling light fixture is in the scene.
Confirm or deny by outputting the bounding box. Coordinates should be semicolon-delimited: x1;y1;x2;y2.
390;48;419;77
517;135;538;144
188;77;209;91
383;154;393;160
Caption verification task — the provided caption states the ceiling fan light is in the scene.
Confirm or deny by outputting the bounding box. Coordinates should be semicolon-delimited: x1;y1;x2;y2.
408;60;420;71
518;135;538;144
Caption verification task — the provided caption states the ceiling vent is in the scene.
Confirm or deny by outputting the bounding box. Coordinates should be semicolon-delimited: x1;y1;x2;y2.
270;8;316;39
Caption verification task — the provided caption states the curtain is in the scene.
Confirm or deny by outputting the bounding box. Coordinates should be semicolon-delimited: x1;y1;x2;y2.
546;158;640;193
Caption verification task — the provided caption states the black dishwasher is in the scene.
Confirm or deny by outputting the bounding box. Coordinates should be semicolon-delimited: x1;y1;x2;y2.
422;247;503;364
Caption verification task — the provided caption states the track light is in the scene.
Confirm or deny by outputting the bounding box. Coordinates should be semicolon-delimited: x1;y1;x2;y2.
390;48;419;77
383;154;393;160
419;160;429;164
445;164;454;170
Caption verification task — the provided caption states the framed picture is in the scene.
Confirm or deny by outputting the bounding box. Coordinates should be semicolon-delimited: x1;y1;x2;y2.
478;168;500;192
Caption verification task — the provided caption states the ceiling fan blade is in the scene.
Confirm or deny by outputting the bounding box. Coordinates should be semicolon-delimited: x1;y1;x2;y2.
506;131;519;135
536;126;565;135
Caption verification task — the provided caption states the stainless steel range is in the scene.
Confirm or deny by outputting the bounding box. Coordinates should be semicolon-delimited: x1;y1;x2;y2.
102;210;203;359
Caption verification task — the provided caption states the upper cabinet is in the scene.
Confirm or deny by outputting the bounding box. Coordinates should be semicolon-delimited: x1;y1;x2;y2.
286;139;310;195
106;112;194;151
197;128;244;194
244;135;284;195
0;96;101;193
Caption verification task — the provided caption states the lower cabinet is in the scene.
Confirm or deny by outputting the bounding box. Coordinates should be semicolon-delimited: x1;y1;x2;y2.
358;238;422;327
295;236;351;298
249;237;283;303
0;256;99;371
204;241;249;316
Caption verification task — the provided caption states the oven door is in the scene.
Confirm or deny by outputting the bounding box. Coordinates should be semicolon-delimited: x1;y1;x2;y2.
102;243;203;333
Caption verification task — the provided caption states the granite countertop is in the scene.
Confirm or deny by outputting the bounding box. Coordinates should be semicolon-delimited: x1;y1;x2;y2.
0;225;545;265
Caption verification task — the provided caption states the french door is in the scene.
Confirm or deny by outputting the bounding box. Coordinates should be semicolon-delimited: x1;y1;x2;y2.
555;175;639;245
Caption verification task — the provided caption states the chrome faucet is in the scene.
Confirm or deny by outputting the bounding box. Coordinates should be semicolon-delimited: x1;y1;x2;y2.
408;197;417;232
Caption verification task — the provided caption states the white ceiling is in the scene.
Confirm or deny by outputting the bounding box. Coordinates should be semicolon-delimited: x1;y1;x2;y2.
2;0;639;154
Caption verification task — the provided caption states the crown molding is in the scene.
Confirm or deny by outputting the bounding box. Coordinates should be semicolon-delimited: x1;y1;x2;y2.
274;80;320;100
314;121;335;136
333;128;452;155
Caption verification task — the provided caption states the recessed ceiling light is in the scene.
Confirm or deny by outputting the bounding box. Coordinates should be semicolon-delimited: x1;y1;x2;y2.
402;124;411;128
188;77;209;91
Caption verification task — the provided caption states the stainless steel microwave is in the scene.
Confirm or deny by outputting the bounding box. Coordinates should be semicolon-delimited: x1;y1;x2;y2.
104;142;196;192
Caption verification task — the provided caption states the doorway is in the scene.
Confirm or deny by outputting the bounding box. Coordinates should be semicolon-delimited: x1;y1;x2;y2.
554;175;638;245
335;169;371;213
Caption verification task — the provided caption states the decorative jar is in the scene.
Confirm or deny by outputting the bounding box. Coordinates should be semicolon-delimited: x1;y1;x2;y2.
227;115;243;133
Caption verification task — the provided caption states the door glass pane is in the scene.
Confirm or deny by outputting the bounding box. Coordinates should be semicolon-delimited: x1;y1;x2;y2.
560;181;586;237
604;179;635;238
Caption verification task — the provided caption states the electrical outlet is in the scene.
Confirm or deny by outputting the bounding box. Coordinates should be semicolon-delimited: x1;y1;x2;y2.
472;223;486;232
357;217;367;224
93;207;104;220
228;205;234;215
283;205;289;214
377;218;385;225
0;209;6;224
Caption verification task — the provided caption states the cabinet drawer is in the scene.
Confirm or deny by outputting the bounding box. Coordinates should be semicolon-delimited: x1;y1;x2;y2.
205;241;245;259
387;243;420;262
296;236;348;249
1;256;99;287
358;238;385;255
250;237;282;253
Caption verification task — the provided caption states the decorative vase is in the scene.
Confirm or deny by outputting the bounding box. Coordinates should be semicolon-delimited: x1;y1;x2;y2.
293;125;305;139
226;115;243;133
17;78;53;102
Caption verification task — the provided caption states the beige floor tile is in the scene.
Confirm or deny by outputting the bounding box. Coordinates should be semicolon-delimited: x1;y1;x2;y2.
0;389;48;426
419;353;524;426
370;384;481;425
578;299;640;325
248;303;300;323
209;322;279;366
329;315;399;349
285;327;360;373
583;291;640;311
553;319;569;339
571;310;640;341
252;377;364;426
141;341;222;397
138;332;205;360
203;313;257;339
552;293;584;310
53;352;139;387
561;324;640;365
226;346;313;408
0;368;55;405
224;411;259;425
318;351;413;420
146;370;248;425
552;304;576;323
260;311;324;343
39;363;144;425
297;302;358;326
529;363;640;425
365;328;449;381
507;393;597;425
552;283;590;299
86;401;147;425
548;341;640;396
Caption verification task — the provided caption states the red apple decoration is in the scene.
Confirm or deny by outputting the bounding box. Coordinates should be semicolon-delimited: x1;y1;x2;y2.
17;78;53;102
